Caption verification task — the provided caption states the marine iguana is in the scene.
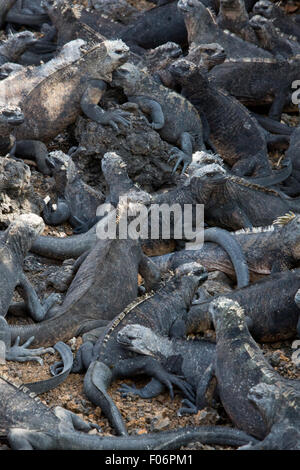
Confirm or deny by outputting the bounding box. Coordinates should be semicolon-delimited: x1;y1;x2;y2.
0;371;258;449
76;263;208;435
217;0;258;44
2;157;162;348
5;0;49;27
0;38;130;142
151;163;300;230
177;0;273;59
253;0;300;42
249;15;300;58
111;62;206;173
0;104;24;156
41;151;105;232
185;267;300;342
0;213;59;322
169;58;272;178
208;297;300;448
151;212;300;282
0;30;37;66
117;323;216;416
209;55;300;120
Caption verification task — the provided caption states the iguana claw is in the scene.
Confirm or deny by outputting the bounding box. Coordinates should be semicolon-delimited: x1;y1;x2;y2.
6;336;55;365
168;148;192;174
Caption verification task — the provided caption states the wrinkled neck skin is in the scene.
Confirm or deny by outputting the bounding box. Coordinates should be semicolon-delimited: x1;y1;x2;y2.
219;2;248;22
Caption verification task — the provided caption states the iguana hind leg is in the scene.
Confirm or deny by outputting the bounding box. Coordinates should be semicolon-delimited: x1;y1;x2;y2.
17;273;60;322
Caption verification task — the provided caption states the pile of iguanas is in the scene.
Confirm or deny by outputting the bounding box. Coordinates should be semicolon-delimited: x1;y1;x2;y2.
0;0;299;451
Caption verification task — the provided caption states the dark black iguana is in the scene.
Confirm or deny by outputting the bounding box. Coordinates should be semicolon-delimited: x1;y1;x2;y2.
0;372;257;449
185;268;300;342
151;163;300;230
249;15;300;58
177;0;272;59
168;58;273;178
111;62;206;173
209;55;300;121
208;297;300;449
151;212;300;282
41;151;105;232
0;38;130;143
253;0;300;42
72;263;209;436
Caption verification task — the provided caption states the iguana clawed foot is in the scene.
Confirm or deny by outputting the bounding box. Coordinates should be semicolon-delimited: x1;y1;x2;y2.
118;383;145;398
98;109;131;132
168;147;192;174
5;336;55;365
177;398;198;416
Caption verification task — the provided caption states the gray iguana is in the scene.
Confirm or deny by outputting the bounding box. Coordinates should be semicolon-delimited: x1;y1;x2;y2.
112;62;206;173
0;38;130;143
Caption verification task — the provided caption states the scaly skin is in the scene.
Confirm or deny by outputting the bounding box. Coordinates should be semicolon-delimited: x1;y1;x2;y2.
217;0;258;44
117;324;216;415
151;214;300;281
253;0;300;41
209;297;300;448
178;0;272;59
0;31;37;65
112;62;205;173
79;263;208;435
185;268;300;342
169;58;271;177
42;151;105;231
0;38;129;142
209;56;300;120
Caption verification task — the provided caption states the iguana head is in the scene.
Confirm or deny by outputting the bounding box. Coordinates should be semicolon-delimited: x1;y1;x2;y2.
178;0;215;41
3;214;45;259
117;324;159;356
1;31;37;61
0;105;24;129
253;0;274;19
187;42;226;71
46;151;77;193
146;42;183;63
99;40;129;82
111;62;143;93
169;58;208;88
219;0;245;12
209;297;246;334
189;164;226;203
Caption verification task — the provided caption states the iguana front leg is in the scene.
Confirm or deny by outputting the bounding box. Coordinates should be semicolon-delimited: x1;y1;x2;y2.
16;272;60;322
130;96;165;130
80;79;131;132
168;132;194;174
138;253;161;291
0;317;54;364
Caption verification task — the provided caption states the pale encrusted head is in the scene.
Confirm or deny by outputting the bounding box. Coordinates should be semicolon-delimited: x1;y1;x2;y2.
0;105;24;127
253;0;274;18
117;324;158;356
209;296;245;331
111;62;142;92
